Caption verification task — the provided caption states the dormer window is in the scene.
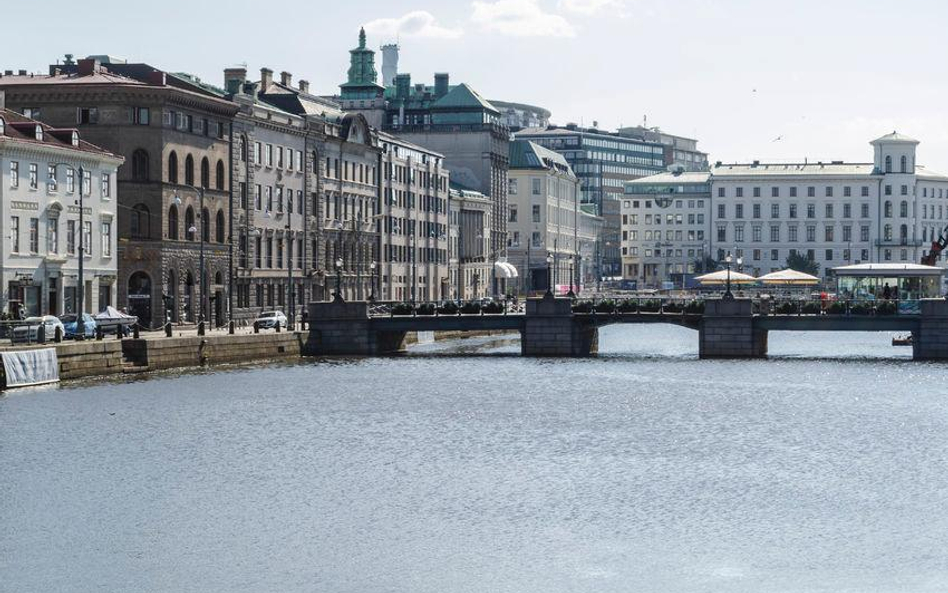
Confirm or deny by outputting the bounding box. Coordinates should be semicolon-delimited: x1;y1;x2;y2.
71;131;80;146
34;125;43;141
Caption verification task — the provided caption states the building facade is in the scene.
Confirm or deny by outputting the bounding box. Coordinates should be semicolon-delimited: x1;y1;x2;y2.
620;132;948;287
617;125;709;172
449;183;492;300
490;100;551;132
0;57;239;328
378;132;450;302
507;140;580;294
0;100;123;317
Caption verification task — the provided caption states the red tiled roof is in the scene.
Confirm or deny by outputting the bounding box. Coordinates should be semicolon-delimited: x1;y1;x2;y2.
0;108;122;160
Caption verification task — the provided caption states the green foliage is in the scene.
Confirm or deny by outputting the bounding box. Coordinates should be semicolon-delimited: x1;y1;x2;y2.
801;302;822;315
594;300;616;313
693;256;719;275
616;299;638;313
785;252;821;276
483;301;505;314
392;302;414;316
684;300;706;314
639;300;661;313
437;301;459;315
416;303;436;316
850;302;871;315
827;301;847;315
775;302;797;315
876;301;897;316
572;300;594;313
460;301;482;315
663;301;684;313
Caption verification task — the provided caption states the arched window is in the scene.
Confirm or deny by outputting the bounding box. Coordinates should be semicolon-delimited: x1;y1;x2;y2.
885;155;892;174
185;206;195;241
168;205;179;240
185;155;194;186
131;203;150;238
202;207;210;242
201;157;210;189
900;224;908;243
900;201;908;218
168;151;178;184
239;136;247;162
216;159;225;190
884;201;893;217
214;271;223;285
901;155;908;174
216;209;225;243
132;149;149;181
884;224;893;241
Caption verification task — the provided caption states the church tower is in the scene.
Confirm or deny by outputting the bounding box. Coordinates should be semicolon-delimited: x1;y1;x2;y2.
339;28;386;127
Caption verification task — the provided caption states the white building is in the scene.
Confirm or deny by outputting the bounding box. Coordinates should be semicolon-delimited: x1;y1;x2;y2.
507;140;580;294
448;183;492;300
621;132;948;286
0;101;123;317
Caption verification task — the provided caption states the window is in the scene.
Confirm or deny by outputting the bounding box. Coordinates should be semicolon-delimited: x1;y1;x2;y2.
901;185;908;196
83;221;92;255
771;187;779;198
216;160;225;190
844;186;852;198
185;155;194;185
717;204;725;219
753;204;761;219
900;201;908;218
168;205;179;240
131;204;150;239
185;207;195;241
807;187;815;198
825;249;833;261
900;155;908;174
29;163;38;189
771;249;779;261
131;107;149;125
77;107;99;124
884;201;893;217
885;185;892;196
789;187;797;198
806;225;816;242
238;136;247;162
735;204;744;219
788;226;798;242
825;186;833;197
825;204;834;218
47;164;57;191
884;224;892;241
806;204;815;219
825;226;834;242
861;226;870;242
532;178;541;195
842;225;852;242
509;207;518;222
101;221;112;256
216;210;225;243
753;187;761;198
861;186;869;198
168;151;178;183
771;204;779;218
861;203;870;218
736;187;744;198
717;187;725;198
47;218;58;253
532;204;540;222
843;203;851;218
131;149;149;181
29;218;39;253
67;220;75;254
255;184;262;210
266;186;273;211
752;226;762;242
266;144;273;167
200;157;210;188
508;179;518;195
885;155;892;173
10;216;19;252
770;226;780;242
735;226;744;242
10;161;18;188
201;208;210;243
101;173;111;198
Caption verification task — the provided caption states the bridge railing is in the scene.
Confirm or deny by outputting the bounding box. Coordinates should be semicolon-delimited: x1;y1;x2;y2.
757;297;920;317
369;299;524;318
570;297;706;316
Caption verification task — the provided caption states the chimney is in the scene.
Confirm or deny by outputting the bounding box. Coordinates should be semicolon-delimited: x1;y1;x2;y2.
4;70;12;76
298;79;310;94
395;73;411;100
224;67;247;95
280;71;292;87
434;73;449;98
17;69;27;76
147;70;166;86
260;67;273;89
76;58;100;76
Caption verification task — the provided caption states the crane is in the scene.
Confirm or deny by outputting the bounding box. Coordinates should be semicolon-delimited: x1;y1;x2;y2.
922;224;948;266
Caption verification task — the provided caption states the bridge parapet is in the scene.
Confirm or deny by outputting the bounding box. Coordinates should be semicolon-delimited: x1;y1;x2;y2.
913;299;948;360
700;299;768;359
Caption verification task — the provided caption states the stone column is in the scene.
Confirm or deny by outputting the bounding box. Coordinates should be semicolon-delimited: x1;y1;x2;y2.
913;299;948;360
521;294;598;357
699;299;767;359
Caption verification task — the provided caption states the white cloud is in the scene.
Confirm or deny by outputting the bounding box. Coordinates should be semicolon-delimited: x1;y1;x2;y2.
471;0;576;37
363;10;463;40
557;0;626;15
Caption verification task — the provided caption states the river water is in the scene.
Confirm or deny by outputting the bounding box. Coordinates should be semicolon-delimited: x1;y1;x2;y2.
2;326;948;593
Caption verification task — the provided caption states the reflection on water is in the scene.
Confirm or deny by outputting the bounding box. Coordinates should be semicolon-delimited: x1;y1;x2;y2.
1;325;946;593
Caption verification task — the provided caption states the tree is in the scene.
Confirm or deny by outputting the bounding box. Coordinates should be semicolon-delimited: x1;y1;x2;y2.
785;252;820;276
692;255;719;275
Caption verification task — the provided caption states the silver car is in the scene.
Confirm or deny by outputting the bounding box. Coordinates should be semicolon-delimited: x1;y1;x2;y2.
253;310;287;330
11;316;65;344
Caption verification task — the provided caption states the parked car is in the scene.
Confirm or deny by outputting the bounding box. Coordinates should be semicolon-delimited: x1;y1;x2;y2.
254;310;287;330
59;313;97;339
11;316;65;344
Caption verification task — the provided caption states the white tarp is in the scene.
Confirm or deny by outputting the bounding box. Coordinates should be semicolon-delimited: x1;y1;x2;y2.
2;348;60;388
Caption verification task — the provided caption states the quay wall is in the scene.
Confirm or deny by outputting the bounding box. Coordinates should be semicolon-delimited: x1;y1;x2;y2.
122;333;304;371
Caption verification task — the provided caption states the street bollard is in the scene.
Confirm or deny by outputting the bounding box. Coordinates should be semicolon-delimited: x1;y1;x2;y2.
276;321;281;333
165;322;172;338
229;320;235;335
37;324;46;344
253;321;260;334
96;326;104;341
198;321;205;336
54;326;63;343
133;324;140;339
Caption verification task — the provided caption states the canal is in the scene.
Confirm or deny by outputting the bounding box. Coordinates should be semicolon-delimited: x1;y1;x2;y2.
2;325;947;593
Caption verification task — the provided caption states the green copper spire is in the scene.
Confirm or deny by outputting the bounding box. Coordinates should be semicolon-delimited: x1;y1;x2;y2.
341;27;384;99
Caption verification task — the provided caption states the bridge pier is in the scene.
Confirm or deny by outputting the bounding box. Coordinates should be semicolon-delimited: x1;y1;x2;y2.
521;294;598;357
699;299;768;359
913;299;948;360
304;298;407;356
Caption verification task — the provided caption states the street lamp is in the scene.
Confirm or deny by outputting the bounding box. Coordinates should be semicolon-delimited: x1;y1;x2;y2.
546;253;554;297
369;261;377;302
50;163;87;337
176;185;206;334
567;254;576;298
410;233;417;305
724;252;734;301
334;257;343;300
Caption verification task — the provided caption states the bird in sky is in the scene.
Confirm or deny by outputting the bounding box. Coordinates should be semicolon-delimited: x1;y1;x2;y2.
772;136;783;142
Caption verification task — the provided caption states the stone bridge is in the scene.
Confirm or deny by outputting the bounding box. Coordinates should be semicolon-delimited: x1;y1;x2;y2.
304;295;948;360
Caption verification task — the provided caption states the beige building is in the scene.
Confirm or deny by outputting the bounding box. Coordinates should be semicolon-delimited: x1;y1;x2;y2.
449;183;492;300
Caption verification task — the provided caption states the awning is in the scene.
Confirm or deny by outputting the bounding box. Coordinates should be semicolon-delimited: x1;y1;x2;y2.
493;261;519;279
757;269;820;285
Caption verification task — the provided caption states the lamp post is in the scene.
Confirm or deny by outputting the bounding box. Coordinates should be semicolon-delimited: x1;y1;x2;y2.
177;185;206;333
334;257;343;300
410;232;417;305
724;252;734;301
546;253;554;297
369;261;377;302
50;163;86;337
286;205;294;328
567;255;575;298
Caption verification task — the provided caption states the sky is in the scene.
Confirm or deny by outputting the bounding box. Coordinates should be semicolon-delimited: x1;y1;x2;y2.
4;0;948;171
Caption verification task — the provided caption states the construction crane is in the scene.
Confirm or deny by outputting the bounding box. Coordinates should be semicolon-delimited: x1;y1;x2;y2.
922;224;948;266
